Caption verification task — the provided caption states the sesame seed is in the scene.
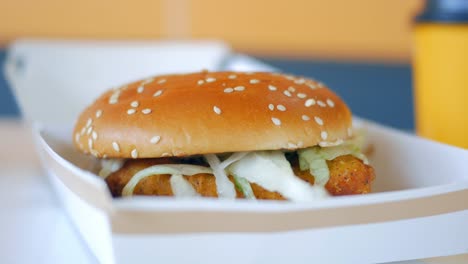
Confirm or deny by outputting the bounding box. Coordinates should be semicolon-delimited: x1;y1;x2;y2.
317;100;327;107
277;104;286;111
95;110;102;118
137;86;144;93
268;85;277;91
305;98;316;107
150;136;161;144
91;150;100;158
131;149;138;159
234;86;245;91
157;79;166;84
288;86;296;92
285;75;295;80
142;108;152;114
297;141;304;147
283;90;292;97
297;93;307;98
142;77;154;85
153;90;163;97
294;78;306;84
245;71;255;75
92;131;98;140
162;152;171;157
213;106;221;115
127;109;136;115
321;131;328;140
327;99;335;107
112;142;120;152
302;115;310;121
317;82;325;88
130;100;139;107
102;154;108;159
75;133;80;143
197;80;204;85
224;88;234;93
287;143;297;149
307;83;317;89
206;77;216;83
228;74;237;79
268;104;274;111
314;116;324;126
86;126;93;135
86;118;93;128
88;138;93;149
271;117;281;126
80;127;86;135
109;90;121;104
249;79;260;84
319;139;344;147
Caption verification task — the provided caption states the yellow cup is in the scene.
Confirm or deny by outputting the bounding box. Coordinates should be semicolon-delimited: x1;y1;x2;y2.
413;13;468;148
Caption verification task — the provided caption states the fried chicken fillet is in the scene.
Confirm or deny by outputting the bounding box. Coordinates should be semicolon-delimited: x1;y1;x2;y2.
106;154;375;199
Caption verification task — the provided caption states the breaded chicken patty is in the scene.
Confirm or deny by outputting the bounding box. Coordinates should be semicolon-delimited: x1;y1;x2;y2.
106;154;374;199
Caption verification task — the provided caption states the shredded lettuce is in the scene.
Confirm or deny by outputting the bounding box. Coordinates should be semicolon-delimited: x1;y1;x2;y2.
233;175;256;200
122;164;212;196
220;152;249;169
204;154;237;199
227;151;329;202
298;129;369;186
99;159;125;179
307;159;329;186
170;174;200;198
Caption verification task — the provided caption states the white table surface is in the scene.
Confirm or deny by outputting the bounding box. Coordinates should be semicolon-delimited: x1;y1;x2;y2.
0;119;466;264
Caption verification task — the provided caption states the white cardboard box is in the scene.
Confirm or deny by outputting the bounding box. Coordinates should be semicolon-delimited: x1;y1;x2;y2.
5;40;468;264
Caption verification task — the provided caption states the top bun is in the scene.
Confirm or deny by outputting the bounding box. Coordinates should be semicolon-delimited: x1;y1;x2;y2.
73;71;352;158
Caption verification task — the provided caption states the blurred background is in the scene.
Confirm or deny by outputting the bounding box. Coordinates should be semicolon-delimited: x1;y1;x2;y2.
0;0;425;130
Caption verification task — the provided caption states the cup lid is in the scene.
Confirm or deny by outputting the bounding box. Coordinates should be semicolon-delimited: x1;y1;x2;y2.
416;0;468;23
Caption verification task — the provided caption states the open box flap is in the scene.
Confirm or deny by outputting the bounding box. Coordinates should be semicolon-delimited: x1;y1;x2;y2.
3;39;231;124
35;123;113;212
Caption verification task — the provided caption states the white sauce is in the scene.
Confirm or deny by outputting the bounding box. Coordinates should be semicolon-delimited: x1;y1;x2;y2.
227;151;329;202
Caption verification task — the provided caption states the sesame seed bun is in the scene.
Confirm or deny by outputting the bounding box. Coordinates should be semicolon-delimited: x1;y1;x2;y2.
73;71;352;158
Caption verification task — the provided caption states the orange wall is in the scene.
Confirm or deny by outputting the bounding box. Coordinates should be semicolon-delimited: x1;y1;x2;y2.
0;0;164;39
0;0;424;61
